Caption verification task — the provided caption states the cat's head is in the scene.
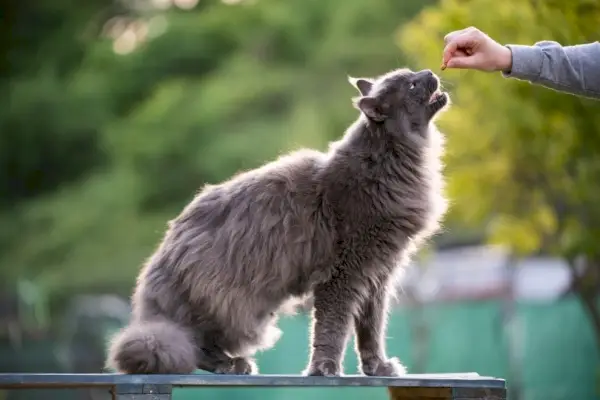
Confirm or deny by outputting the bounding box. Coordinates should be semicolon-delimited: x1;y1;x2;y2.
348;68;449;126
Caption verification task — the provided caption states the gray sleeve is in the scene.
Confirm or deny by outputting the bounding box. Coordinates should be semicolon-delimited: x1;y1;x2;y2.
502;41;600;100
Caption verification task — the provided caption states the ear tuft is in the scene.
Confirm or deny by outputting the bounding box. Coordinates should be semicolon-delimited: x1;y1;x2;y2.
348;76;374;96
352;96;385;122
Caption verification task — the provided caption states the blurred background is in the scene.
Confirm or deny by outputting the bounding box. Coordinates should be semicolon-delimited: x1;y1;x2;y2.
2;0;599;399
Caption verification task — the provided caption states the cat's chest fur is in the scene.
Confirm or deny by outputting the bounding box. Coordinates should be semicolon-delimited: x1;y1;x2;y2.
327;128;445;267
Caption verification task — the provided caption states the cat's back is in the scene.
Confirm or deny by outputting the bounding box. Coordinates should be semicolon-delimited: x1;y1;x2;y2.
206;147;326;213
175;148;325;225
218;148;328;247
166;148;331;285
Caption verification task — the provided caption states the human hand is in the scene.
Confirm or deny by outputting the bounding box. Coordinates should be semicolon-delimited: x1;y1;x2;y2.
441;27;513;72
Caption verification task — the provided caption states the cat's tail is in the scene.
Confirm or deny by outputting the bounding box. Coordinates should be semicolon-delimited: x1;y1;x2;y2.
106;319;197;374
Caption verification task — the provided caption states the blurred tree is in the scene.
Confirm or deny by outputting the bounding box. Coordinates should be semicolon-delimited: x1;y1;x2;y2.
1;0;433;303
1;0;121;207
398;0;600;348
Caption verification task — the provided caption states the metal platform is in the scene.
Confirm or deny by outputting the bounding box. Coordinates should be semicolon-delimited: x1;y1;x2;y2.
0;372;507;399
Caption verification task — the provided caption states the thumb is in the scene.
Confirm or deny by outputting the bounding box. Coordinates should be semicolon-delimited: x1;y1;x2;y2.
446;54;481;70
442;41;459;64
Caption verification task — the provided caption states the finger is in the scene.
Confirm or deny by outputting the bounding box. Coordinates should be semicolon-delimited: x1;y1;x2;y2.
443;33;478;63
441;48;468;68
443;31;460;45
443;27;471;44
442;38;470;64
442;41;459;64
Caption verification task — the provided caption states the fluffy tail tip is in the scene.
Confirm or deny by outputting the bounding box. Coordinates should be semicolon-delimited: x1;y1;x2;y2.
106;320;197;374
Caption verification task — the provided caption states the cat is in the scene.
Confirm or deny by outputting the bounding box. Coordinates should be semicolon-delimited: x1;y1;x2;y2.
106;67;450;377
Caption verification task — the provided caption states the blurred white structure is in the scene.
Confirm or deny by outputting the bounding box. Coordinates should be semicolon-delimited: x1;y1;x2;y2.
398;245;572;304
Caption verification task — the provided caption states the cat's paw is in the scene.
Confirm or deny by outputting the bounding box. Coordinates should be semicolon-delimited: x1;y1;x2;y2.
215;357;258;375
302;359;341;377
361;357;406;377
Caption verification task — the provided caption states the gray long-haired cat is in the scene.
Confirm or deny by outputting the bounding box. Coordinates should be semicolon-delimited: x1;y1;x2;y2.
107;67;449;377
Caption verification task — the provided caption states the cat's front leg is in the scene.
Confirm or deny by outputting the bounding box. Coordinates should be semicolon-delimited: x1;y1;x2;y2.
354;280;406;377
303;278;355;377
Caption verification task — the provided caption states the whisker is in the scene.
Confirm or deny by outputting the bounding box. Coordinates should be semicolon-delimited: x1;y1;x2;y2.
438;78;455;88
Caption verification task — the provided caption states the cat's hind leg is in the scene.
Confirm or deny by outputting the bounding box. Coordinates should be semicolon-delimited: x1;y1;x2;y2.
196;347;257;375
195;331;258;375
194;313;282;375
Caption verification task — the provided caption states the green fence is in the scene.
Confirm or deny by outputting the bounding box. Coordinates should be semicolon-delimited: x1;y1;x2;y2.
1;296;598;400
174;296;599;400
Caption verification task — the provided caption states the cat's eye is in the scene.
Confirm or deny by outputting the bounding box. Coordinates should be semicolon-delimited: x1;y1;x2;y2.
409;83;416;90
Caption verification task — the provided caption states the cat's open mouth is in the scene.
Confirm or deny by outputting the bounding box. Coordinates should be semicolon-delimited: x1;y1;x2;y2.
428;90;445;104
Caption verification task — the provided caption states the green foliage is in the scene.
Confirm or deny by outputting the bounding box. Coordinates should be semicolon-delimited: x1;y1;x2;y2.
2;73;109;206
398;0;600;258
1;0;432;298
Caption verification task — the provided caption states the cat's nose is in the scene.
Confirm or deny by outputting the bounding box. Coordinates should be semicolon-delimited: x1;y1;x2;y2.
417;69;434;79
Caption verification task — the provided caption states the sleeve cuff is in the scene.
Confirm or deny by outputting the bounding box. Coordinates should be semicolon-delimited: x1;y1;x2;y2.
501;44;544;81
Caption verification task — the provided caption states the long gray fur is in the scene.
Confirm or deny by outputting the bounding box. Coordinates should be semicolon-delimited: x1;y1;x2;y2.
106;67;450;377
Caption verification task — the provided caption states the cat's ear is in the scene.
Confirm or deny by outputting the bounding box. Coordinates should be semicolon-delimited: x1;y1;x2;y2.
352;96;386;122
348;76;373;96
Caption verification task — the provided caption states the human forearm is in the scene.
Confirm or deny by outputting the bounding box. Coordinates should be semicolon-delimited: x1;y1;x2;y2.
502;41;600;100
